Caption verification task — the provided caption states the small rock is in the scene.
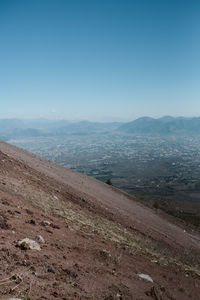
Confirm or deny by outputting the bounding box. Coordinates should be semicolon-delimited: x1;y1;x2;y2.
22;259;28;266
19;241;30;250
159;257;168;265
27;219;36;225
17;238;41;251
47;265;55;273
36;235;45;244
41;220;51;227
50;223;60;229
145;286;162;299
26;209;34;215
6;298;23;300
138;273;153;283
62;268;78;278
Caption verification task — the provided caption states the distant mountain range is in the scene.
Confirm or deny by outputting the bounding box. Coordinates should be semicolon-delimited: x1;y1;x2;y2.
117;116;200;135
0;116;200;140
0;119;121;139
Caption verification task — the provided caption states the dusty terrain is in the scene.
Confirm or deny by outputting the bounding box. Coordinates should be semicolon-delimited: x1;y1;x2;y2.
0;140;199;299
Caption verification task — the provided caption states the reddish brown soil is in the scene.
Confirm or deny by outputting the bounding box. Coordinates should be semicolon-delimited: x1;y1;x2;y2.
0;140;199;300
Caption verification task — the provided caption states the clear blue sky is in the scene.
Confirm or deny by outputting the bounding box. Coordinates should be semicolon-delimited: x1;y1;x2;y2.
0;0;200;121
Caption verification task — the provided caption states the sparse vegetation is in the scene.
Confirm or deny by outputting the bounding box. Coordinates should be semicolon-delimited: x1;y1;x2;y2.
153;201;160;210
99;249;111;259
178;287;185;293
106;179;112;185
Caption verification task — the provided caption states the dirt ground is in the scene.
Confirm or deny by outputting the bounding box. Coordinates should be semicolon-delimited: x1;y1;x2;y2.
0;141;199;299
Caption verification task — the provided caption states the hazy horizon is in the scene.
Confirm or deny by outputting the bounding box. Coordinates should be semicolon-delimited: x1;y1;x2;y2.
0;114;200;123
1;0;200;120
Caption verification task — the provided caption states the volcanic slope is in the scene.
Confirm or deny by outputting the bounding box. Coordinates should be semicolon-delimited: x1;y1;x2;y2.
0;140;199;300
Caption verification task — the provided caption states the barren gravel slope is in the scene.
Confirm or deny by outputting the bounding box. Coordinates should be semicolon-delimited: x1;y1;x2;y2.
0;140;200;300
0;141;199;252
